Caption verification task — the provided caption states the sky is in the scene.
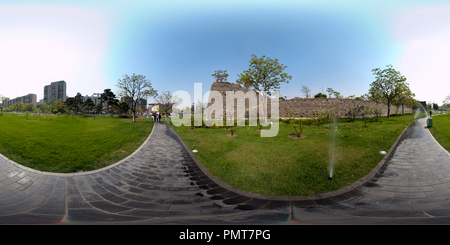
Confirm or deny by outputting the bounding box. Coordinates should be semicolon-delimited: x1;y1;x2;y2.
1;0;450;105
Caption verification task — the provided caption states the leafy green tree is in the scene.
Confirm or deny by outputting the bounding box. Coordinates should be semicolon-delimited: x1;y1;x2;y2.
116;73;157;122
373;108;382;122
117;101;129;115
82;98;95;115
52;99;65;114
100;89;118;114
64;98;80;118
392;81;415;115
349;108;359;122
433;103;439;111
326;88;341;98
14;101;24;113
368;64;407;118
24;103;35;112
360;107;373;128
211;70;229;83
236;54;292;124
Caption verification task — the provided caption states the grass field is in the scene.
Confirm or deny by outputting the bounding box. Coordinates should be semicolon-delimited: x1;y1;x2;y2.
0;113;153;173
167;114;421;196
429;113;450;153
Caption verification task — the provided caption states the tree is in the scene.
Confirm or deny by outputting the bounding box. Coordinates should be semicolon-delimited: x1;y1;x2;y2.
14;101;24;113
301;85;311;98
0;95;7;114
326;88;341;98
368;64;407;118
443;94;450;107
326;88;334;98
116;73;157;122
211;70;229;83
117;101;129;115
52;99;65;114
360;107;373;128
433;103;439;111
392;81;415;115
83;98;95;115
236;54;292;124
100;89;117;114
64;98;79;118
153;91;180;121
24;103;35;112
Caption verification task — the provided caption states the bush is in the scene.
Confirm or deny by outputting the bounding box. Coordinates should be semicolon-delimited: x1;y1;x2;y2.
314;93;327;98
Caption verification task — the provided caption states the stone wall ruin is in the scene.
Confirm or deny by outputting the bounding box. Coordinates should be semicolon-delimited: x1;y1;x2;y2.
206;81;412;119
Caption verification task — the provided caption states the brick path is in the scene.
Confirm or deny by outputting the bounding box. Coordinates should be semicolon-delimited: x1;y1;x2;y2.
1;117;450;224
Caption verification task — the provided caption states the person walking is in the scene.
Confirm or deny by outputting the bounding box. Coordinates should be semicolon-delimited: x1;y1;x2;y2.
153;113;156;123
158;113;161;123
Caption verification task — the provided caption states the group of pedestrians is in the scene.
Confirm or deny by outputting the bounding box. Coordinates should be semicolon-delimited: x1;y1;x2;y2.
153;113;162;123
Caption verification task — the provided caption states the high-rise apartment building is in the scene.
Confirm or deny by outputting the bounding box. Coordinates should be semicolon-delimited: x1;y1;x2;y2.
43;80;67;104
4;94;37;108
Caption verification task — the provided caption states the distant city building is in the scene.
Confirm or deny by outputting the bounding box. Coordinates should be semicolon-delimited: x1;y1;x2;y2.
121;97;147;110
43;80;67;104
4;94;37;108
81;93;101;106
148;103;160;112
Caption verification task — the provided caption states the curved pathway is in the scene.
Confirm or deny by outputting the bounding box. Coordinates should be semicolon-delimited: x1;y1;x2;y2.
1;117;450;224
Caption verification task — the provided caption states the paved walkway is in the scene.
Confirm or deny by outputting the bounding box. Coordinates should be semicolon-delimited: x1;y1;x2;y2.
1;117;450;224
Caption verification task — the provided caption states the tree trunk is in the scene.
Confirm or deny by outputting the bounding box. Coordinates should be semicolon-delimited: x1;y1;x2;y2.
387;101;391;118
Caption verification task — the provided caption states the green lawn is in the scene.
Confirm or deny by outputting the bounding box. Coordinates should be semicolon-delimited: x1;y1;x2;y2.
167;114;420;196
429;113;450;153
0;113;153;173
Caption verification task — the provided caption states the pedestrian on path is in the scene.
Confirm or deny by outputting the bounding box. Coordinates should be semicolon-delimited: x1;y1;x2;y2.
158;113;161;123
153;113;157;123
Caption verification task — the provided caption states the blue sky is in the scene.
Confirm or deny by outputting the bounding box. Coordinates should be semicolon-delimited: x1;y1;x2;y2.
1;0;450;105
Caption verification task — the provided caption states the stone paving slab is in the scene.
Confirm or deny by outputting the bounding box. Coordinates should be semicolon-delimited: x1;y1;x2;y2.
1;117;450;224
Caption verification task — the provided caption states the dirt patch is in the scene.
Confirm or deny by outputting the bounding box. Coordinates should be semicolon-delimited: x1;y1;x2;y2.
225;134;238;137
288;134;307;139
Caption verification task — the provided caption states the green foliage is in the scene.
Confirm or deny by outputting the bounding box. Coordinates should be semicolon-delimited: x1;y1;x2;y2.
323;109;336;129
373;108;382;122
360;107;373;128
236;54;292;94
211;70;229;83
290;119;304;137
368;64;411;118
314;92;327;98
349;108;359;122
310;111;325;126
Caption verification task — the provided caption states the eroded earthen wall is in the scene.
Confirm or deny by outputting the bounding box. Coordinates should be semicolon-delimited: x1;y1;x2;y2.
206;82;412;119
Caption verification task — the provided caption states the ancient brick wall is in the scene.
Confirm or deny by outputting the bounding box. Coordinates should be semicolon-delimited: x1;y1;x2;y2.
206;82;412;119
